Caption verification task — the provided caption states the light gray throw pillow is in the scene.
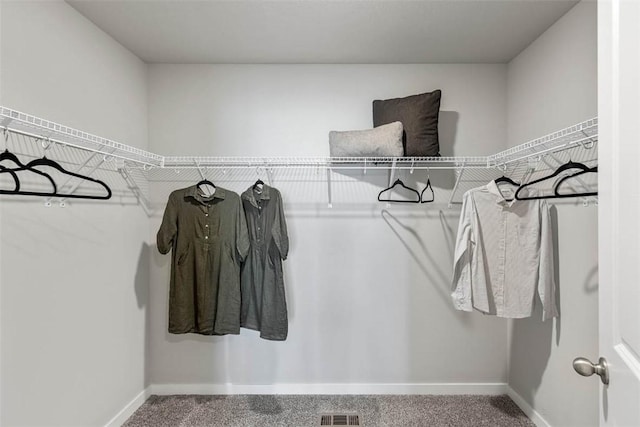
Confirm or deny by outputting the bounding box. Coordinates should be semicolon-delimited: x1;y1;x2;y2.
329;121;404;157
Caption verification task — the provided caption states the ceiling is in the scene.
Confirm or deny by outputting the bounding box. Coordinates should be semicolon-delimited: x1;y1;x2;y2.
67;0;579;64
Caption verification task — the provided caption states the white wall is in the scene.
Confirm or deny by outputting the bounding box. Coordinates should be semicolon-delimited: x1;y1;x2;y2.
147;64;511;389
506;2;598;426
507;1;597;145
149;64;506;158
0;0;599;423
0;2;149;426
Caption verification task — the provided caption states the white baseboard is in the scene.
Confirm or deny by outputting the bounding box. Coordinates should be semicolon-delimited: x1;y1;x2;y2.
104;387;151;427
150;382;508;396
507;386;551;427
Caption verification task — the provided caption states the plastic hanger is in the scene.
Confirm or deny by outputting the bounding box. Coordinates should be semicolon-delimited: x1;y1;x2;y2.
553;165;598;198
0;149;57;194
494;175;520;187
0;164;20;192
515;160;596;200
0;156;111;199
378;179;421;203
253;179;264;193
420;178;435;203
196;178;216;197
28;157;111;199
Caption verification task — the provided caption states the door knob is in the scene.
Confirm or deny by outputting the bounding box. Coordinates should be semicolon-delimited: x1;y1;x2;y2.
573;356;609;385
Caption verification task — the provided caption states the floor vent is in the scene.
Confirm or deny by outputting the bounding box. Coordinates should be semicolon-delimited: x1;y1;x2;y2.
319;414;361;425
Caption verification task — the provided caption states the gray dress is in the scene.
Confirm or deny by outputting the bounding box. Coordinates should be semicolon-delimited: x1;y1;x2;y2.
240;184;290;340
157;185;249;335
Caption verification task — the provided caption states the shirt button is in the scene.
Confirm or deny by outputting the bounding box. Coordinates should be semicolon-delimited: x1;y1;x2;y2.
205;236;208;239
205;224;209;228
205;213;209;217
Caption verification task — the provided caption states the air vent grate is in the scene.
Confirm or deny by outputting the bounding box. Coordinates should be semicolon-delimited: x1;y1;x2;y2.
319;414;361;426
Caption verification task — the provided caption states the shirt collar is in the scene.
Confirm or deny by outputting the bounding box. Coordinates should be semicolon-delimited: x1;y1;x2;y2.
486;180;518;207
242;184;271;208
186;184;226;204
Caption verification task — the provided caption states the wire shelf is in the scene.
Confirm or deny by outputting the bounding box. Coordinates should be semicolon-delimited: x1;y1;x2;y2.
0;107;163;167
0;106;598;213
489;118;598;165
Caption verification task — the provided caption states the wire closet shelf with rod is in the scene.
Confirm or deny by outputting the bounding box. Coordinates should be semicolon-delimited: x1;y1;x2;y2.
0;106;598;214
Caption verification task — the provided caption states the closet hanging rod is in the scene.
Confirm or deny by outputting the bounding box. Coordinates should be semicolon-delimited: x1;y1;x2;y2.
160;156;490;170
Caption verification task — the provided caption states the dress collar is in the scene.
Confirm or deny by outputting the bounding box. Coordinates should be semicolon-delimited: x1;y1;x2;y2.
242;184;271;208
186;184;226;204
486;180;518;207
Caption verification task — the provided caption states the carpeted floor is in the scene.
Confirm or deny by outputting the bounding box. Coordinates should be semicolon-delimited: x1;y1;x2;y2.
123;394;534;427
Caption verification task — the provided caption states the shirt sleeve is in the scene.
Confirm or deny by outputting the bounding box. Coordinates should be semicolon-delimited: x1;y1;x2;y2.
538;200;558;321
272;190;289;261
451;191;474;312
236;198;250;262
157;193;178;255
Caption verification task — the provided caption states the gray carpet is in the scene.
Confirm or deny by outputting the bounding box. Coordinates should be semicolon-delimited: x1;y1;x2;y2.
123;394;534;427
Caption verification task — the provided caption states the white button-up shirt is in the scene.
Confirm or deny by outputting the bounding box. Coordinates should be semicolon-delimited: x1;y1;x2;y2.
451;181;558;321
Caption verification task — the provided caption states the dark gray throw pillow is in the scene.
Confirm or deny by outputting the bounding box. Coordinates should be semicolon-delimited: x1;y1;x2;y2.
373;90;441;157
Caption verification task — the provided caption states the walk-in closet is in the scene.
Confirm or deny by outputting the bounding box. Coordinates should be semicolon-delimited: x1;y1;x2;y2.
1;1;638;426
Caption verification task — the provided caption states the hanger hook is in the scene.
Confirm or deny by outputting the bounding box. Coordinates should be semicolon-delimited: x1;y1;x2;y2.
581;140;595;150
580;131;596;149
2;128;8;151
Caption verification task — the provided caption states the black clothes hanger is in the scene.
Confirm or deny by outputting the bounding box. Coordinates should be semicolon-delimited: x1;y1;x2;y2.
196;179;216;188
197;179;216;189
0;149;57;194
197;179;215;188
420;178;435;203
0;164;20;192
378;179;421;203
253;179;264;193
196;178;216;197
515;160;596;201
29;157;111;199
0;156;111;199
494;175;520;187
553;165;598;198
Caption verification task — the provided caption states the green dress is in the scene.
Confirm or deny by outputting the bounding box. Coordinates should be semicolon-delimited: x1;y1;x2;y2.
157;185;249;335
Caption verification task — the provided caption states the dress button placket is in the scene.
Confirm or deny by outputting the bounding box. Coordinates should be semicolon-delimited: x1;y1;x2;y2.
205;206;210;240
